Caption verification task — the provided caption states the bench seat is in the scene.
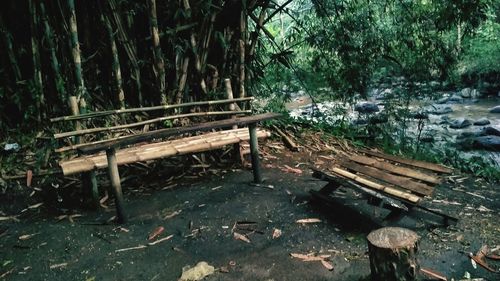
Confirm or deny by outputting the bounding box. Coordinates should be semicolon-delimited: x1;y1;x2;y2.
60;128;270;175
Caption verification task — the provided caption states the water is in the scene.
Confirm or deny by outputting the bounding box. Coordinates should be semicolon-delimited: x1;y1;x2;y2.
287;92;500;167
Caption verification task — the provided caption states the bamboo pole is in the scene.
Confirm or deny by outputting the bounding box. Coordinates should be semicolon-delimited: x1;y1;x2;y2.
176;57;190;104
149;0;167;105
239;1;247;100
54;110;252;139
103;15;126;109
109;0;142;106
51;97;254;122
29;0;44;121
330;167;421;203
0;14;22;82
67;0;87;99
41;3;66;102
248;1;269;58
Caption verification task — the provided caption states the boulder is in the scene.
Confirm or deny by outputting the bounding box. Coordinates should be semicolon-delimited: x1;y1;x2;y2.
473;118;491;126
449;118;472;129
489;105;500;113
426;105;453;115
460;88;472;98
472;136;500;151
355;102;379;114
411;112;428;120
369;114;389;124
447;94;463;103
436;97;449;104
482;126;500;136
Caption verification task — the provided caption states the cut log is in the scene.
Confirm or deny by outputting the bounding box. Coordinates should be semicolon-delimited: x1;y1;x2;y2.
271;125;299;151
367;227;420;281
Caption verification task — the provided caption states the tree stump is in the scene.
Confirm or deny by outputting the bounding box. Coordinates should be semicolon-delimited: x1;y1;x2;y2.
367;227;420;281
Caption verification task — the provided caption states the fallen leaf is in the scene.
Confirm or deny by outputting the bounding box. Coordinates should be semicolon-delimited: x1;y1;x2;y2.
280;165;303;174
321;260;334;271
28;203;43;209
296;218;321;224
233;232;251;243
18;233;38;240
148;226;165;241
26;170;33;187
272;228;282;239
49;262;68;269
420;267;447;281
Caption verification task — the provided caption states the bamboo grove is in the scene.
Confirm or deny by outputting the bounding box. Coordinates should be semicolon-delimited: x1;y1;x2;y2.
0;0;277;131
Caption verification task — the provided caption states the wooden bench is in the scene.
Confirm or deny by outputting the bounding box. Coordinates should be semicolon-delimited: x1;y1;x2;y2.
310;149;458;225
51;95;281;223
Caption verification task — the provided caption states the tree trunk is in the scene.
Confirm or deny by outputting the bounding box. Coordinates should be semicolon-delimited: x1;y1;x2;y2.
367;227;420;281
148;0;167;105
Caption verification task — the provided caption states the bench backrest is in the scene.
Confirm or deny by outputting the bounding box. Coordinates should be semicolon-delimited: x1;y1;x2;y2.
50;96;254;155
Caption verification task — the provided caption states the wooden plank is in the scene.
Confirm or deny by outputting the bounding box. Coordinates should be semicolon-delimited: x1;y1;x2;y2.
54;110;252;139
339;160;434;196
359;149;453;174
50;97;254;122
349;155;441;185
329;167;421;203
77;113;281;154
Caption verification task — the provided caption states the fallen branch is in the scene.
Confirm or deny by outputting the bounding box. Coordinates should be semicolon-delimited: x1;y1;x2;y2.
271;125;298;151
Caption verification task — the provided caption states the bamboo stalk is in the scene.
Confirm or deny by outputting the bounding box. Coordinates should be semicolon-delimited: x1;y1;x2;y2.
50;97;254;122
0;14;22;82
41;3;66;102
103;15;126;109
109;0;142;105
54;110;252;139
67;0;87;99
29;0;44;121
330;167;420;203
149;0;167;105
249;1;269;58
176;57;190;104
239;1;247;100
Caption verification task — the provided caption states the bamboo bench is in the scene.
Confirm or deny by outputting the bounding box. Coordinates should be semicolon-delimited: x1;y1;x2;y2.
311;149;458;225
51;96;280;223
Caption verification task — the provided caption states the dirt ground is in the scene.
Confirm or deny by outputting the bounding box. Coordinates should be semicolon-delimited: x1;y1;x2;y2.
1;135;499;281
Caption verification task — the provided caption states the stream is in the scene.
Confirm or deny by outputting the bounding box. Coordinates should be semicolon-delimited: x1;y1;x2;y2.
287;90;500;167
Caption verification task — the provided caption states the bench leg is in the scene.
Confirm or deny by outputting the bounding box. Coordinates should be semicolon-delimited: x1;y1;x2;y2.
249;124;262;183
106;148;127;223
83;171;99;209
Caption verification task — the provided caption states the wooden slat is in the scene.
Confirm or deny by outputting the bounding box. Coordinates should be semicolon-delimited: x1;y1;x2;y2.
359;149;453;174
329;167;421;203
77;113;282;154
50;97;254;122
339;160;434;196
349;155;441;185
60;128;271;175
